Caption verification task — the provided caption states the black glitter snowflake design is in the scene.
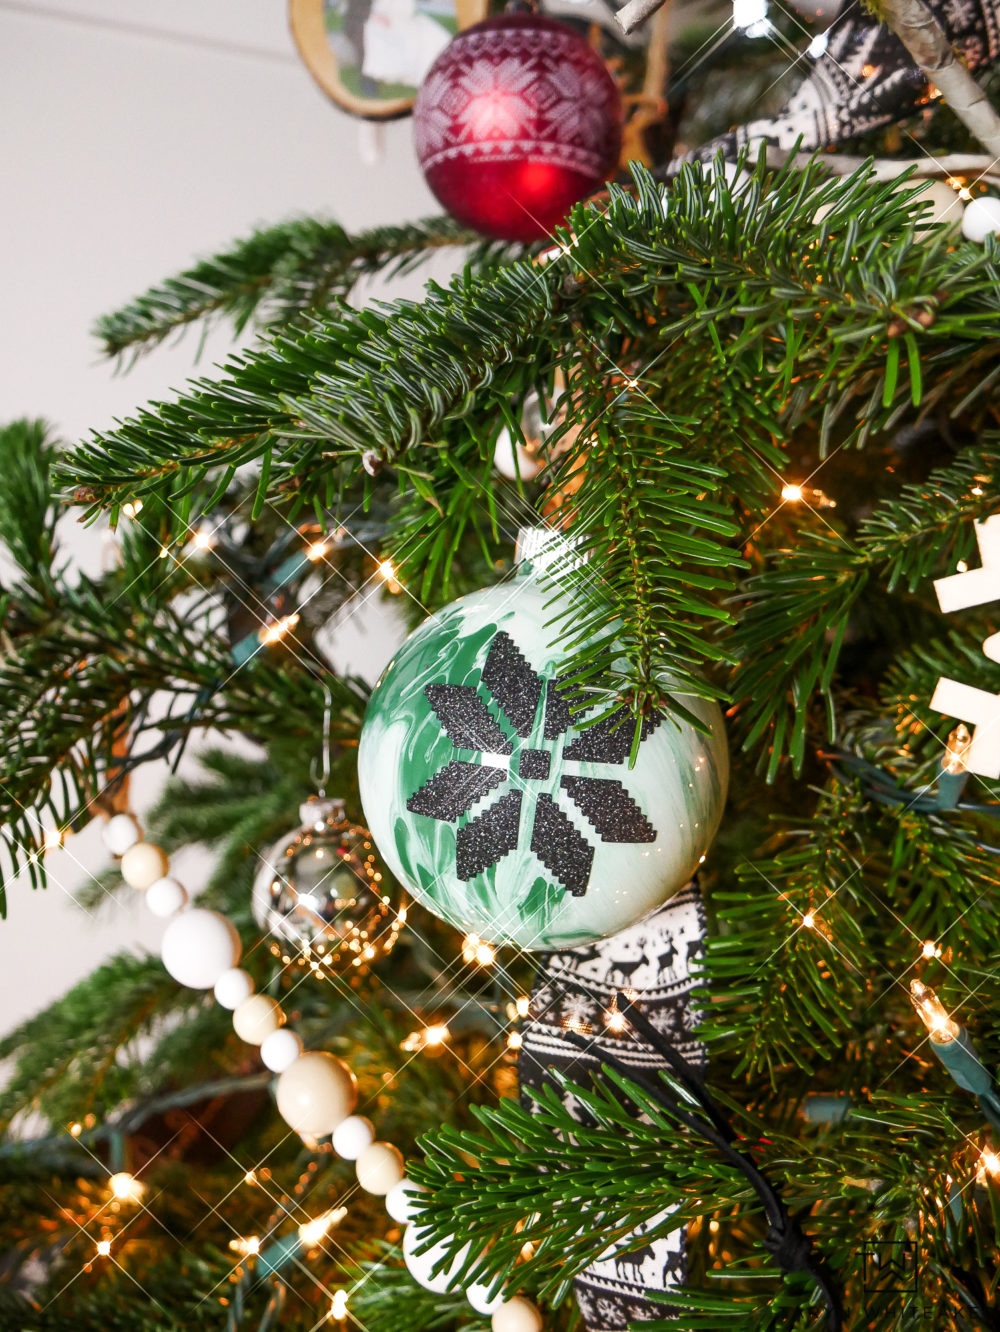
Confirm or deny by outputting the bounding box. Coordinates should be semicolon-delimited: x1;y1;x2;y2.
406;631;661;896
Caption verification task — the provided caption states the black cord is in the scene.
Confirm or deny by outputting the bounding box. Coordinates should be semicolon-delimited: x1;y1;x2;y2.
556;995;844;1331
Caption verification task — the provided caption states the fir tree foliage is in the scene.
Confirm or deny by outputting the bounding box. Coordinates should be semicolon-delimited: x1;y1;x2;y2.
4;141;1000;1330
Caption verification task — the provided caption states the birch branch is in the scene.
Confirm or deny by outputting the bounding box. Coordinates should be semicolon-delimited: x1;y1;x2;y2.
873;0;1000;159
615;0;669;36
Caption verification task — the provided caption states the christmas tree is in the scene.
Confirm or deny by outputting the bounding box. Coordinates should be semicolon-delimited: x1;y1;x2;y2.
5;0;1000;1328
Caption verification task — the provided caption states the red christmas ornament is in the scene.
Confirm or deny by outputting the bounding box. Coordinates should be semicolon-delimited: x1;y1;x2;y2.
413;12;622;243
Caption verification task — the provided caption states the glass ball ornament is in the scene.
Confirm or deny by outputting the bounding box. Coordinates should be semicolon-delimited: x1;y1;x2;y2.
358;533;729;951
412;12;622;242
252;797;405;975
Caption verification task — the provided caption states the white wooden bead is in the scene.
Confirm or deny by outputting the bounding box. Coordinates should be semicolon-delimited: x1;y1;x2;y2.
402;1223;470;1294
102;814;142;856
275;1052;357;1136
145;876;188;918
385;1178;425;1224
161;909;241;989
214;967;254;1009
331;1115;375;1161
492;1296;543;1332
962;195;1000;242
232;994;285;1045
356;1141;404;1196
121;842;170;889
260;1027;303;1072
468;1280;506;1315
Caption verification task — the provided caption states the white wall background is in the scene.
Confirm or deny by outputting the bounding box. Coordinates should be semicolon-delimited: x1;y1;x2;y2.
0;0;434;1032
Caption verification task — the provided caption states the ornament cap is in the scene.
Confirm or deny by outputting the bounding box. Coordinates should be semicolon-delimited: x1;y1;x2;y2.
298;795;347;827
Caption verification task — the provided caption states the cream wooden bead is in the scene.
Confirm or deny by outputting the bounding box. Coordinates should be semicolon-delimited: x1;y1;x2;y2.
102;813;142;856
492;1296;543;1332
121;841;170;889
275;1052;357;1136
214;967;254;1010
356;1141;404;1196
232;994;285;1045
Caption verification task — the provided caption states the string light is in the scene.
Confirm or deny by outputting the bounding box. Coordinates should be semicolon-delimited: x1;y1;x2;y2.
259;614;300;646
977;1146;1000;1183
781;484;804;502
122;500;143;519
604;1005;627;1034
191;525;215;551
108;1171;144;1203
69;1122;82;1137
507;1031;523;1050
475;941;496;966
921;940;941;959
243;1170;258;1186
330;1290;349;1320
802;912;816;929
943;723;972;775
306;539;331;562
298;1207;347;1248
229;1236;261;1257
402;1023;450;1052
515;996;530;1018
910;979;960;1043
95;1239;112;1257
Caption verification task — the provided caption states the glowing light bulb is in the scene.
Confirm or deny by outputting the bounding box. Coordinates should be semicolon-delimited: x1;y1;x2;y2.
96;1239;112;1257
980;1147;1000;1179
943;723;972;775
299;1207;346;1247
802;912;816;929
259;613;300;645
781;484;804;502
330;1290;349;1320
515;996;530;1018
229;1235;261;1256
956;560;969;572
424;1023;449;1047
910;979;960;1043
507;1031;523;1050
604;1007;627;1033
69;1122;82;1137
108;1171;144;1203
475;942;496;966
191;526;215;551
921;941;938;959
377;559;395;581
122;500;143;519
306;540;331;562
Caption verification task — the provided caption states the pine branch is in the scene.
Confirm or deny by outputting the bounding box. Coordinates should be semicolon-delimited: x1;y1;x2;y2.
730;446;1000;777
698;782;869;1084
61;157;1000;520
94;215;501;363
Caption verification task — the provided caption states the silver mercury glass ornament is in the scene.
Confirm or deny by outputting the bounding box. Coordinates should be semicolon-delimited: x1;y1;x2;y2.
252;796;406;976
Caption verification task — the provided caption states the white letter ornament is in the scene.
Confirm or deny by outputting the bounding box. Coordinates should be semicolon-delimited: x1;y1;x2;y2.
932;515;1000;778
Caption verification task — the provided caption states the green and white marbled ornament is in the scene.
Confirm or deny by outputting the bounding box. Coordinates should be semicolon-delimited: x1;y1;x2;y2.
357;564;728;950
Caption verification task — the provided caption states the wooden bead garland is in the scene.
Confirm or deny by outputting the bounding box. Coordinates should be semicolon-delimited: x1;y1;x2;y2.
101;806;542;1325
